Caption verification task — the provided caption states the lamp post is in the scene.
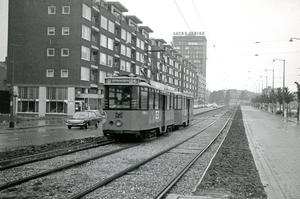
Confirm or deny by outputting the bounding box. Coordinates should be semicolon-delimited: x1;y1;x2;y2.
265;69;274;89
273;58;286;117
260;75;268;94
265;69;275;113
273;59;285;89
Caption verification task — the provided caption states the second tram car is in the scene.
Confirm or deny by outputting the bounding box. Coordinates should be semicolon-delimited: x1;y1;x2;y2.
103;74;194;140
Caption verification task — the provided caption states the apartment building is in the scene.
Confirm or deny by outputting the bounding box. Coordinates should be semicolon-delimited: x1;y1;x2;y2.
173;34;207;103
7;0;198;117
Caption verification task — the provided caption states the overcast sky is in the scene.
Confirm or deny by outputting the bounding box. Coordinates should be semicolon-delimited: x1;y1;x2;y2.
1;0;300;92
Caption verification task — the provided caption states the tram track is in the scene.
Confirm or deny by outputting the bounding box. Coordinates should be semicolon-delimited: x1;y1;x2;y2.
0;139;115;170
0;108;222;171
0;107;234;198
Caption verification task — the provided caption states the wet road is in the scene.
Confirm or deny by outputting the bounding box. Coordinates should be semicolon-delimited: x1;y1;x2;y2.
0;107;215;152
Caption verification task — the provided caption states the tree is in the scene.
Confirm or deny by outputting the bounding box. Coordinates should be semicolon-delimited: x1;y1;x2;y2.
269;89;277;113
275;87;284;114
283;87;295;118
209;90;225;104
294;82;300;122
225;90;231;105
239;91;246;100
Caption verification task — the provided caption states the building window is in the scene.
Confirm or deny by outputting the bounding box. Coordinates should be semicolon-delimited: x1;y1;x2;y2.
121;44;126;55
100;34;107;48
126;47;131;58
82;25;91;41
62;6;70;14
48;6;56;14
62;27;69;35
126;32;131;43
101;16;107;30
61;69;68;77
81;66;90;81
108;38;114;51
107;55;113;67
47;48;55;56
121;29;126;40
136;38;140;48
82;4;91;21
136;52;140;62
47;69;54;77
100;52;106;65
61;48;69;56
81;46;90;61
140;40;144;50
47;27;55;35
108;20;115;34
46;87;68;113
18;87;39;113
99;71;106;83
126;62;130;72
120;60;125;71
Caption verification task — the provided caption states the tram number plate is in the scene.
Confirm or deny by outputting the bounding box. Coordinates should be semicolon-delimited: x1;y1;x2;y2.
115;112;123;119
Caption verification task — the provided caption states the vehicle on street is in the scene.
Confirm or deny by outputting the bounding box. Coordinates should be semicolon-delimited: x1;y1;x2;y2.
102;74;194;140
85;110;103;122
66;111;101;129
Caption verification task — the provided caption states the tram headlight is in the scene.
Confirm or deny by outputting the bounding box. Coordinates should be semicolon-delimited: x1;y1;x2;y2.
115;120;123;127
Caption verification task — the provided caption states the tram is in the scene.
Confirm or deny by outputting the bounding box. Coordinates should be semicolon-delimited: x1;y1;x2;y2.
102;74;194;140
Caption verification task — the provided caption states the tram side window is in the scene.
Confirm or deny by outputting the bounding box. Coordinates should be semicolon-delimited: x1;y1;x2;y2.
170;93;174;109
166;95;170;110
149;88;154;110
183;97;186;109
176;96;182;110
154;90;160;109
140;87;148;110
131;86;139;109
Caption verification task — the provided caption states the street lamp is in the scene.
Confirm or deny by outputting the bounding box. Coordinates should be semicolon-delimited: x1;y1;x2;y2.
289;37;300;42
273;58;285;89
260;75;268;94
273;58;286;117
257;80;263;94
265;69;274;89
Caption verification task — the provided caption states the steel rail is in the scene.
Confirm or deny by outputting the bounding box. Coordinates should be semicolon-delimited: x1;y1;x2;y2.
0;140;115;170
68;107;235;199
0;143;140;191
154;107;236;199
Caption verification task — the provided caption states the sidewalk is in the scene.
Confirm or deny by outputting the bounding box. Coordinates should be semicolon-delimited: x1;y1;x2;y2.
0;116;66;132
242;106;300;199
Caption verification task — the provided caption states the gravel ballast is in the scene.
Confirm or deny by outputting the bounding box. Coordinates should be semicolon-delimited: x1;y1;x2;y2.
192;106;267;198
0;107;267;199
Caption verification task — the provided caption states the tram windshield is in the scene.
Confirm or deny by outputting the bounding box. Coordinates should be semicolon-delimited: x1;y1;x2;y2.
105;85;139;109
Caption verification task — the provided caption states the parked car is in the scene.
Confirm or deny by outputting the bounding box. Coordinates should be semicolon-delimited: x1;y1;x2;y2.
66;111;101;129
85;110;103;122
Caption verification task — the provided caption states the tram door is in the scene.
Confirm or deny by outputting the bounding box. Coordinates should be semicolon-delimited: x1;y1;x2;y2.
187;98;190;124
161;95;166;132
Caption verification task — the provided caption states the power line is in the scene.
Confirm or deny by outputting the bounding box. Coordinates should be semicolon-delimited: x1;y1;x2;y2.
174;0;191;31
191;0;214;45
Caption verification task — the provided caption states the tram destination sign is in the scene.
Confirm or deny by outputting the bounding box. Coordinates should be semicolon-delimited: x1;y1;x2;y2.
111;78;131;83
109;78;140;84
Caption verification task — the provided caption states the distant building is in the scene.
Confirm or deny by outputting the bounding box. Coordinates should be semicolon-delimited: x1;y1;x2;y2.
0;61;9;114
7;0;198;117
172;34;207;103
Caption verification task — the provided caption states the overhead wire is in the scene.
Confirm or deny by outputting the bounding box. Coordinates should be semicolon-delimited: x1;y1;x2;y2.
174;0;191;31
